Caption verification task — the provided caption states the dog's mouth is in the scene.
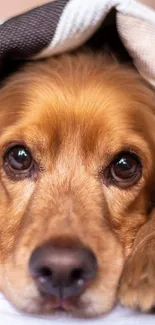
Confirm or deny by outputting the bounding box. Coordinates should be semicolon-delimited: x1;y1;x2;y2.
38;294;81;314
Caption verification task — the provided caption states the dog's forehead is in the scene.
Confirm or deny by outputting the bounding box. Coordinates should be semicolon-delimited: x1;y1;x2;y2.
20;89;133;140
13;85;149;165
16;60;150;135
0;56;153;157
22;82;145;138
18;72;141;129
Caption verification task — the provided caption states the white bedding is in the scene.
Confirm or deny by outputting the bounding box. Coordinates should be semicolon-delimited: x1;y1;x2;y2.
1;293;155;325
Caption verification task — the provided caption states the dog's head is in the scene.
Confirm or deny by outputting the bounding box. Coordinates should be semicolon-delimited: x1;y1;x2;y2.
0;53;155;317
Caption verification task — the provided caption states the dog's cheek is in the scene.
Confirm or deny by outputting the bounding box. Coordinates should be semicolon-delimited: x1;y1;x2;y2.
0;179;37;304
102;185;149;254
79;230;124;317
0;178;35;260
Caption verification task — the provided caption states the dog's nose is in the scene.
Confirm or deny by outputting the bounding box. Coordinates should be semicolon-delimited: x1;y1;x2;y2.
29;242;97;299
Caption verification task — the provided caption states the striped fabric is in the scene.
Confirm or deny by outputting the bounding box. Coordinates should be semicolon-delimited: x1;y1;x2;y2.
0;0;155;86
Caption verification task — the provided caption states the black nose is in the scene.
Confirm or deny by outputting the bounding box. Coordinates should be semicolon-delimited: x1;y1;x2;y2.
29;241;97;299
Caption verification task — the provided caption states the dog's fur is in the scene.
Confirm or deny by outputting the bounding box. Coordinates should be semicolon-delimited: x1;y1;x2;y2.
0;52;155;317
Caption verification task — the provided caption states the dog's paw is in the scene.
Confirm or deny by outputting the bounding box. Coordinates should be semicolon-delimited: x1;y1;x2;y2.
119;240;155;312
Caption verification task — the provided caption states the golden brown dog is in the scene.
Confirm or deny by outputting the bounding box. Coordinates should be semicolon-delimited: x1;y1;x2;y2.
0;52;155;317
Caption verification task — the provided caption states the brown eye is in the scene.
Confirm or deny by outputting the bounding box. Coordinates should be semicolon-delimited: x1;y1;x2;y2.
109;152;142;188
3;145;34;179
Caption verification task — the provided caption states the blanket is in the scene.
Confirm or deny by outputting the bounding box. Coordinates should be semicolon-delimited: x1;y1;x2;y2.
0;0;155;86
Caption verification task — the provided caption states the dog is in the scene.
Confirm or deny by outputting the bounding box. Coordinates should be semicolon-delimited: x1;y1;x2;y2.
0;51;155;318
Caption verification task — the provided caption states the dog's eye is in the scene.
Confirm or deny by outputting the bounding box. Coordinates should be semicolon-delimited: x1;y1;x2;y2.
3;145;34;178
108;152;142;188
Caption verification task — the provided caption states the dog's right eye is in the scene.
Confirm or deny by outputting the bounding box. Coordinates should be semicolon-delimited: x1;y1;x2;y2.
3;145;34;179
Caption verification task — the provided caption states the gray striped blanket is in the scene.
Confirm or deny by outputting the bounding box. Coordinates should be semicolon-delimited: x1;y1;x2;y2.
0;0;155;86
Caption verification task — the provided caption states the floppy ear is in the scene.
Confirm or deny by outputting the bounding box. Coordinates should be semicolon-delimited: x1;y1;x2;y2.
119;206;155;311
118;87;155;311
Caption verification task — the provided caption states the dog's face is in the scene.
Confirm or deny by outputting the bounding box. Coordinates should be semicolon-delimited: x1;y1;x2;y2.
0;53;155;317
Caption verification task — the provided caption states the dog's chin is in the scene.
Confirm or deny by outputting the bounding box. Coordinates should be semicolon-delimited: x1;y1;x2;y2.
34;295;88;317
6;290;114;318
16;296;100;318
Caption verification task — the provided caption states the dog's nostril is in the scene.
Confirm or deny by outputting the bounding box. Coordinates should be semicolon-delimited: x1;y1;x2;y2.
71;268;83;282
37;267;52;278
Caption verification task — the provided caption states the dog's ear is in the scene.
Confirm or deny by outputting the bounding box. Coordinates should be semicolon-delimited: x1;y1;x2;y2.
119;208;155;311
119;85;155;311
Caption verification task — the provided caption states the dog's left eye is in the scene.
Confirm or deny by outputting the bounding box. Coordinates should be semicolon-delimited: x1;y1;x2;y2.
107;152;142;188
3;145;34;178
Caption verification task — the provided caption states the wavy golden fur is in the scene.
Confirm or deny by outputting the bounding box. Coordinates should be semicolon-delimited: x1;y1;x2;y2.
0;52;155;317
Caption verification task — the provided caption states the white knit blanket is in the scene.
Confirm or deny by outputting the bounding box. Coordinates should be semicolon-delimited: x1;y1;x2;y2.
0;0;155;86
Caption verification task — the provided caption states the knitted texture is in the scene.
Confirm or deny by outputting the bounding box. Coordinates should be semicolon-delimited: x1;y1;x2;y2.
0;0;155;86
